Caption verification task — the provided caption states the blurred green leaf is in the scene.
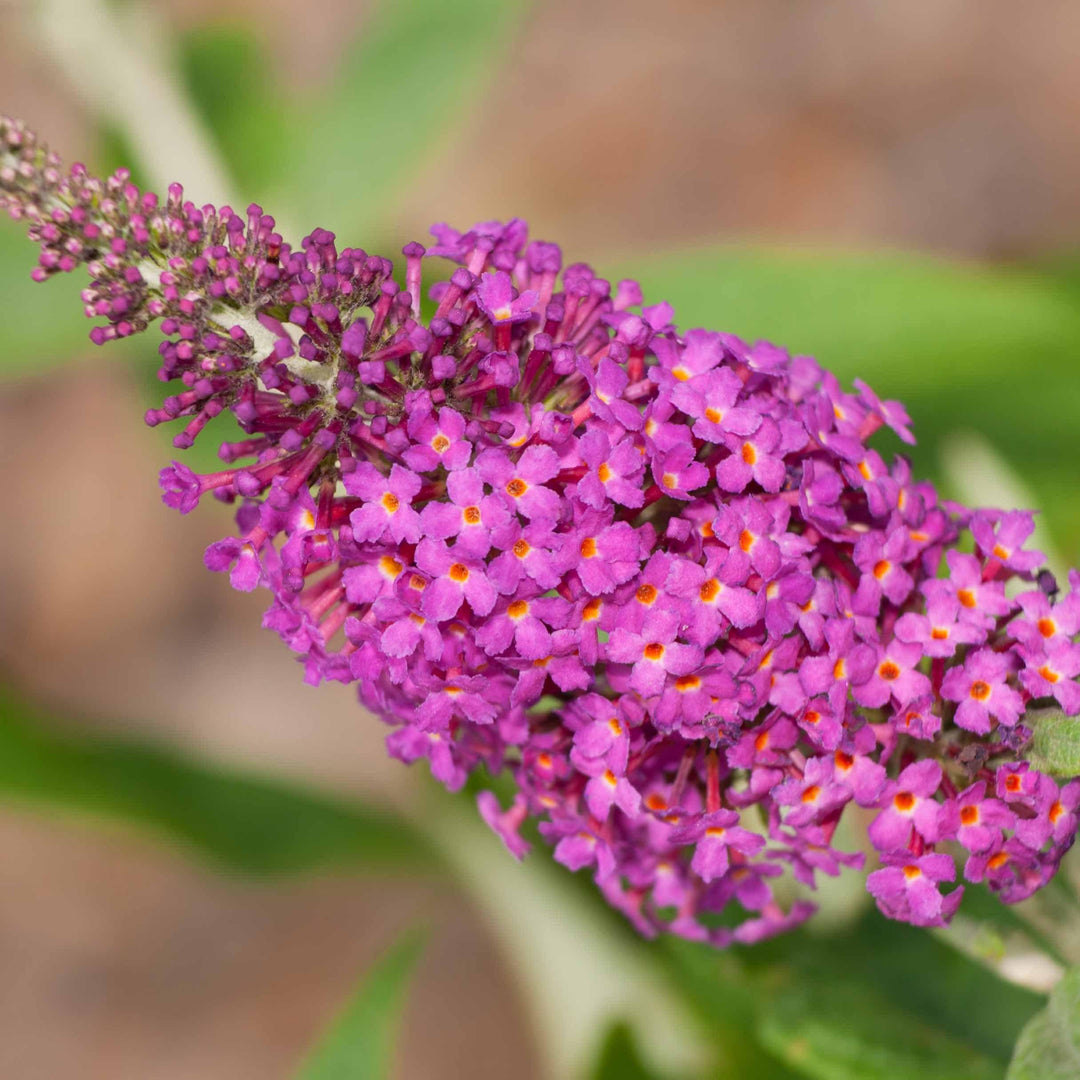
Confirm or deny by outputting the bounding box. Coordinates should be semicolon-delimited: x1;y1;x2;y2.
1025;708;1080;778
1007;967;1080;1080
296;930;424;1080
177;25;286;197
623;246;1080;551
0;686;439;875
269;0;530;244
663;908;1044;1080
590;1022;668;1080
0;221;91;377
758;981;1002;1080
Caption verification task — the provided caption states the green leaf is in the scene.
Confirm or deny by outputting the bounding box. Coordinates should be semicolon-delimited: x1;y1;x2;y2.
662;908;1044;1080
1025;708;1080;778
0;685;439;875
0;220;92;378
176;25;287;197
1007;968;1080;1079
268;0;530;245
758;981;1002;1080
590;1022;667;1080
296;931;424;1080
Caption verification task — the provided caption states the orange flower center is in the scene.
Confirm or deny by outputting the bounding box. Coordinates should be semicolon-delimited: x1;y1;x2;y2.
463;505;481;524
580;537;598;558
1038;617;1057;638
597;463;612;482
704;407;722;423
835;750;854;770
960;805;979;826
873;559;891;579
379;556;403;578
636;583;658;604
448;563;470;583
432;434;450;453
957;588;976;608
879;660;901;681
381;492;400;513
1005;773;1021;792
894;791;916;812
675;675;701;692
930;627;949;640
903;864;921;880
1039;665;1061;684
739;529;755;552
970;680;991;700
506;478;528;497
741;442;757;465
801;785;821;804
699;579;720;603
507;600;529;619
582;598;602;621
643;642;665;661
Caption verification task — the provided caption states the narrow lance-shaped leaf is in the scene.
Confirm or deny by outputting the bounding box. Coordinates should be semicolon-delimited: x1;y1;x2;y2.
269;0;531;243
590;1021;671;1080
295;931;425;1080
0;686;439;875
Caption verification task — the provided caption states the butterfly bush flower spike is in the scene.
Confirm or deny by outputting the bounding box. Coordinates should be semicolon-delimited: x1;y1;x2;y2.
6;114;1080;947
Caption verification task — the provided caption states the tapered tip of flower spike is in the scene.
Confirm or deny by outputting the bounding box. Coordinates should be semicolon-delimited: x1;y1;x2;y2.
6;113;1080;947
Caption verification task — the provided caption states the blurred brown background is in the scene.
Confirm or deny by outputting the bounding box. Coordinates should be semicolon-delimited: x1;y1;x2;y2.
1;1;1078;1077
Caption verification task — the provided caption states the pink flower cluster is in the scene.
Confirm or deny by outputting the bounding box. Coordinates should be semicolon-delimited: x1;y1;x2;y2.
5;114;1080;945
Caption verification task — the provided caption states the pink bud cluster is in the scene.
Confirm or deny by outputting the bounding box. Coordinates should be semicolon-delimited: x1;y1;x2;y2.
5;115;1079;945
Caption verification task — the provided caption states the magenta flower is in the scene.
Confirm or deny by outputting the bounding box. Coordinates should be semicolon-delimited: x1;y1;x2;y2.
477;444;562;523
415;539;497;620
941;648;1024;733
606;610;703;697
1017;641;1080;715
7;112;1080;948
867;760;943;852
867;853;962;927
418;466;511;557
473;270;537;324
971;509;1044;574
939;781;1016;853
895;594;984;658
575;428;646;509
346;462;423;544
668;810;766;883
